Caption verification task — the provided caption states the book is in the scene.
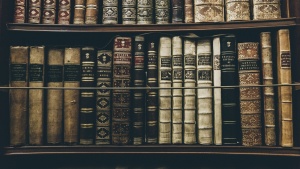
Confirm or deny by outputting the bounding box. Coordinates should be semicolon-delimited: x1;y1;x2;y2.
172;0;183;23
253;0;281;20
155;0;170;24
122;0;137;24
184;0;194;23
112;37;132;144
42;0;56;24
14;0;26;23
238;42;262;146
158;36;172;144
194;0;224;22
225;0;250;21
9;46;29;146
58;0;71;24
85;0;99;24
79;47;96;145
277;29;293;147
28;46;45;145
196;38;213;145
46;47;64;144
28;0;41;23
64;47;81;144
137;0;153;24
96;50;112;145
103;0;118;24
74;1;86;24
260;32;276;146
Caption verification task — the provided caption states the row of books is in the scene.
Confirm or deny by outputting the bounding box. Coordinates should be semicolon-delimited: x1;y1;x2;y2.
9;29;292;147
14;0;282;24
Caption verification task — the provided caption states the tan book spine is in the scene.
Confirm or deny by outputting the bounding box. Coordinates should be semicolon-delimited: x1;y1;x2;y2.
194;0;224;22
253;0;281;20
277;29;293;147
225;0;250;21
29;46;45;145
74;0;86;24
184;0;194;23
85;0;99;24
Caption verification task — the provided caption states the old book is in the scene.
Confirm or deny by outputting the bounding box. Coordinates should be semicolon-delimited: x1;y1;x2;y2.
74;2;86;24
172;36;183;144
277;29;293;147
253;0;281;20
58;0;71;24
158;36;172;144
172;0;183;23
112;37;132;144
46;47;64;144
28;0;41;23
238;42;262;146
96;50;112;145
9;46;29;146
122;0;137;24
85;0;99;24
183;38;196;144
28;46;45;145
64;47;81;144
260;32;276;146
14;0;26;23
197;38;213;145
137;0;153;24
133;36;145;145
225;0;250;21
42;0;56;24
79;47;96;145
184;0;194;23
194;0;224;22
103;0;118;24
155;0;170;24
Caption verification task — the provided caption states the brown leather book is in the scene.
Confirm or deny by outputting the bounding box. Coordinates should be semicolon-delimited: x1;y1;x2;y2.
28;0;41;23
14;0;26;23
253;0;281;20
225;0;250;21
184;0;194;23
42;0;56;24
58;0;71;24
85;0;99;24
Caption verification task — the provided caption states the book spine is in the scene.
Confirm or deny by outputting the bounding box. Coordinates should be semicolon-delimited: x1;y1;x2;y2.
28;0;41;23
172;0;183;23
58;0;71;24
194;0;224;22
238;42;262;146
42;0;56;24
96;50;112;145
46;48;64;144
260;32;276;146
85;0;99;24
14;0;26;23
112;37;132;144
158;36;172;144
137;0;153;24
64;47;81;144
9;46;29;146
133;36;145;145
171;36;183;144
155;0;170;24
184;0;194;23
277;29;293;147
213;37;222;145
225;0;250;21
122;0;137;24
253;0;281;20
79;47;96;145
74;0;86;24
183;38;196;144
103;0;118;24
28;46;45;145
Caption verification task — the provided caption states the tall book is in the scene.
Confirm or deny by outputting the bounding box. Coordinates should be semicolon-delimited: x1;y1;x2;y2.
14;0;26;23
28;46;45;145
103;0;118;24
183;38;196;144
194;0;224;22
46;47;64;144
122;0;137;24
277;29;293;147
85;0;99;24
155;0;170;24
74;0;86;24
96;50;112;145
225;0;250;21
172;0;183;23
220;34;240;145
253;0;281;20
184;0;194;23
58;0;71;24
196;38;213;145
64;47;81;144
133;36;145;145
9;46;29;146
137;0;153;24
79;47;96;145
238;42;262;146
158;36;172;144
112;37;132;144
172;36;183;144
28;0;41;23
42;0;56;24
260;32;276;146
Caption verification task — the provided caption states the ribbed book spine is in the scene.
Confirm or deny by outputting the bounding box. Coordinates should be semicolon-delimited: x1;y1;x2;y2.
238;42;262;146
158;36;172;144
14;0;26;23
46;47;64;144
103;0;118;24
277;29;293;147
74;0;86;24
96;50;112;145
85;0;99;24
64;47;81;144
172;0;183;23
172;36;183;144
194;0;224;22
184;0;194;23
42;0;56;24
28;46;45;145
155;0;170;24
225;0;250;21
253;0;281;20
9;46;29;146
79;47;96;145
58;0;71;24
260;32;276;146
183;38;196;144
122;0;137;24
28;0;41;23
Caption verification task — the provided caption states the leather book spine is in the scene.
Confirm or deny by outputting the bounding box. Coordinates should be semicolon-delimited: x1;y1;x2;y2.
133;36;145;145
225;0;250;21
9;46;29;146
137;0;153;24
155;0;170;24
64;47;81;144
277;29;293;147
58;0;71;24
260;32;276;146
85;0;99;24
14;0;26;23
79;47;96;145
183;38;196;144
28;0;41;23
42;0;56;24
238;42;262;146
253;0;281;20
184;0;194;23
171;36;183;144
172;0;183;23
112;37;132;144
122;0;137;24
103;0;118;24
46;48;64;144
194;0;224;22
74;1;86;24
28;46;45;145
96;50;112;145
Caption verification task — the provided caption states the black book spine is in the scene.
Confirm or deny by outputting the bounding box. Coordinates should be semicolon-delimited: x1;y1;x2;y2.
172;0;183;23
